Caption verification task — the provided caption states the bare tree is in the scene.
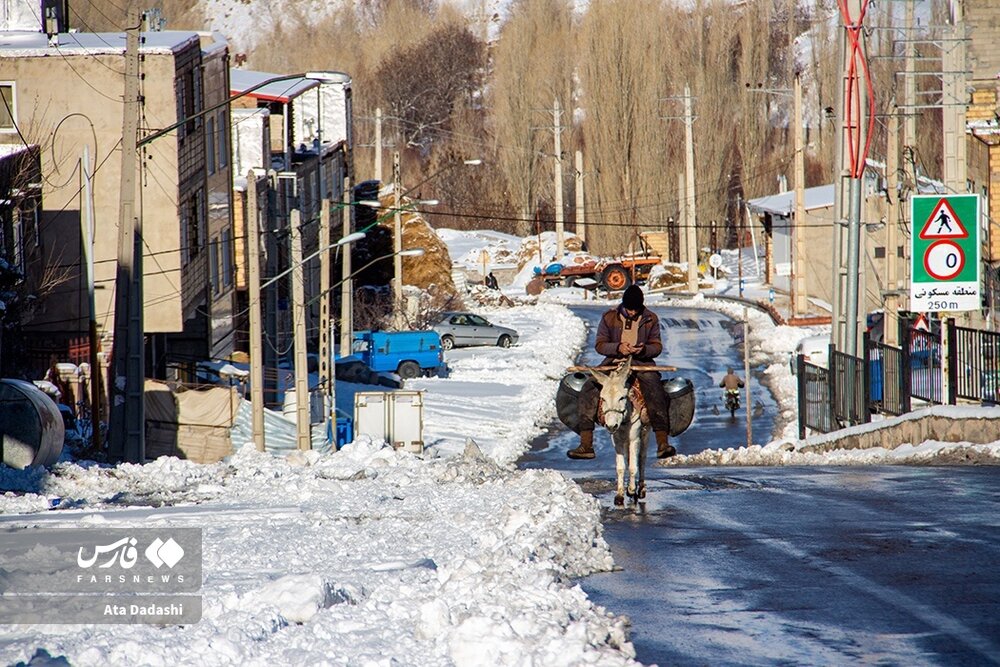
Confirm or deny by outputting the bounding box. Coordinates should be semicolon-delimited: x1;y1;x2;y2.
490;0;575;237
376;22;485;151
578;0;669;254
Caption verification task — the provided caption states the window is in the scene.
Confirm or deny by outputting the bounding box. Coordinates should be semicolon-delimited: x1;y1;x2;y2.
183;189;206;261
874;247;885;259
221;227;233;287
0;83;15;132
206;116;216;174
209;237;220;295
217;111;228;169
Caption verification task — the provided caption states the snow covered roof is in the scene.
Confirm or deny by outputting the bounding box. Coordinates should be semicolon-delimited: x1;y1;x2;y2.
0;30;201;56
230;69;319;103
746;185;835;217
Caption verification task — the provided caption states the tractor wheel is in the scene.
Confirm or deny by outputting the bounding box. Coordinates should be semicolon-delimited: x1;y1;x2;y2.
397;361;420;380
601;264;632;291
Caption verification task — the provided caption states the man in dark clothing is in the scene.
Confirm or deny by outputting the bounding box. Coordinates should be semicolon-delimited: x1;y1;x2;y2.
485;272;499;290
568;285;676;460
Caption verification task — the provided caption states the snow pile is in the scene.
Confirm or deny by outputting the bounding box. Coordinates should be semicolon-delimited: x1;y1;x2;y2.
1;302;638;666
1;443;632;665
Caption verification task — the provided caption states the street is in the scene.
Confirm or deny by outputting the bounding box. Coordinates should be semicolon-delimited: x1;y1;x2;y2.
520;305;1000;666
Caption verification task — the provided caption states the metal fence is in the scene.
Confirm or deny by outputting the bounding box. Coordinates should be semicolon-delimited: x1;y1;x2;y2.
868;340;909;416
907;328;942;405
796;355;834;438
797;319;1000;438
951;323;1000;405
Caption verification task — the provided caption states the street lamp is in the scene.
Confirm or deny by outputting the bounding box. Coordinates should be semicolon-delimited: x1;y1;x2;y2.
110;70;348;463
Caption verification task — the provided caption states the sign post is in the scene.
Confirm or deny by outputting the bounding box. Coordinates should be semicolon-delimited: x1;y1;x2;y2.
909;194;981;312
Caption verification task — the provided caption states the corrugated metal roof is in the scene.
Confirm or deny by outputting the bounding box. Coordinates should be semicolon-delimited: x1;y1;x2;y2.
0;30;199;56
229;70;318;104
746;184;835;216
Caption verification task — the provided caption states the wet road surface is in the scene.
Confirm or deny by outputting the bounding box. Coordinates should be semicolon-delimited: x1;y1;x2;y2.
519;305;1000;666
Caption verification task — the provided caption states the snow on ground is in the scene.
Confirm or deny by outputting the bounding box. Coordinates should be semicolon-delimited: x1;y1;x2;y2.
5;228;1000;665
0;302;639;667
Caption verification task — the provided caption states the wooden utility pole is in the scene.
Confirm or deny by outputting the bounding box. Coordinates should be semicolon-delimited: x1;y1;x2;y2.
553;99;565;259
374;107;383;183
793;73;807;316
392;151;403;328
318;198;331;438
290;210;311;450
108;6;143;463
885;104;900;346
81;145;101;452
684;85;698;293
743;308;752;446
677;173;686;267
575;150;585;245
340;176;353;356
247;172;265;451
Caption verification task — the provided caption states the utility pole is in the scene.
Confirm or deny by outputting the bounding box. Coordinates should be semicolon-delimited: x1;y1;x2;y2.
942;1;967;194
886;103;900;346
109;6;143;463
247;171;265;451
833;0;872;358
290;210;311;450
574;150;585;246
743;308;752;447
684;85;698;293
81;145;101;453
793;73;807;316
553;98;565;259
340;176;353;357
374;107;383;184
318;198;331;445
677;173;686;268
392;151;404;328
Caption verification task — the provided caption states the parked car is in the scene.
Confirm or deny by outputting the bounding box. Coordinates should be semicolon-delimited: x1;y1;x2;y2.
789;334;830;375
432;312;519;350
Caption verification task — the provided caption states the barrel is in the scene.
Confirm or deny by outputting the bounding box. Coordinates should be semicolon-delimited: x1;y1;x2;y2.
0;379;65;469
555;372;596;434
663;377;695;436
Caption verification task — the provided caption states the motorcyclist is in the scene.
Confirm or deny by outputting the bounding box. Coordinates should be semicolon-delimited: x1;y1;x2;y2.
567;285;676;460
719;367;744;401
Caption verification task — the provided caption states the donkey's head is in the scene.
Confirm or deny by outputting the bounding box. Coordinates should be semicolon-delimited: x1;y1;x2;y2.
592;358;632;433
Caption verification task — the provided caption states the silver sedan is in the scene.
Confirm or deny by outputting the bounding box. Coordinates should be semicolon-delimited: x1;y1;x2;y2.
432;312;519;350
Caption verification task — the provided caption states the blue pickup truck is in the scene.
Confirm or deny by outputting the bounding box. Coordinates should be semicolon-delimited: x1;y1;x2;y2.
351;330;445;379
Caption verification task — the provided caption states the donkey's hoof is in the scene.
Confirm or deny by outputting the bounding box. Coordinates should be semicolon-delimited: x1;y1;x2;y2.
638;483;646;499
614;494;624;507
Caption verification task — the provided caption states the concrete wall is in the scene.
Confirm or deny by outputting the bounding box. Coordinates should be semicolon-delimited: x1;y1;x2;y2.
800;407;1000;454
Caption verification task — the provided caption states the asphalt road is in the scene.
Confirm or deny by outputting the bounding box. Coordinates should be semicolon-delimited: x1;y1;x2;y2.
519;305;1000;666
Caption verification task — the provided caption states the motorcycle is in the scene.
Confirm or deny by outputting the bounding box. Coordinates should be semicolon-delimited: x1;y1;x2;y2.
724;388;740;418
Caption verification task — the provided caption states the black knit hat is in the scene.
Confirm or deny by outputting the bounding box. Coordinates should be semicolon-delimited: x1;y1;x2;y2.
622;285;644;310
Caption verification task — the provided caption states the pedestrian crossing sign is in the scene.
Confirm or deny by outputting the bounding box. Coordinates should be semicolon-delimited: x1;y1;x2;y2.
910;194;981;312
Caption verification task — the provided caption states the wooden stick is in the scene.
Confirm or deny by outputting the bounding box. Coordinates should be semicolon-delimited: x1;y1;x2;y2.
567;365;677;372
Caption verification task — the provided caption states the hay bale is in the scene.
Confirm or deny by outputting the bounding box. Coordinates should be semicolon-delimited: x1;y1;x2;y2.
383;209;458;297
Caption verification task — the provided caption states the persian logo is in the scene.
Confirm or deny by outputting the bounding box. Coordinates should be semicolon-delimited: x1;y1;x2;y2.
77;537;139;569
76;536;185;569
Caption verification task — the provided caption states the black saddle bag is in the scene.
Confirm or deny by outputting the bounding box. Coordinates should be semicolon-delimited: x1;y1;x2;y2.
555;372;696;436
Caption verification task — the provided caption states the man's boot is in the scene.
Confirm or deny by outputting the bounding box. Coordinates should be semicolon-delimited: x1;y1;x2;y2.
655;431;676;459
567;430;595;459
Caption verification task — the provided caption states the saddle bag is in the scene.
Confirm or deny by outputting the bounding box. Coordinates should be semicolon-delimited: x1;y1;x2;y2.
555;372;595;434
662;377;695;436
555;372;696;437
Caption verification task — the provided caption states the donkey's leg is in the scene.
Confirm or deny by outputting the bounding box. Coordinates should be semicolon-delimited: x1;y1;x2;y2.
627;418;641;500
637;425;651;499
614;432;626;506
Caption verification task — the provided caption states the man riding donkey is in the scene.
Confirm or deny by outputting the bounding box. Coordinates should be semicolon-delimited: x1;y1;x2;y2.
567;285;676;460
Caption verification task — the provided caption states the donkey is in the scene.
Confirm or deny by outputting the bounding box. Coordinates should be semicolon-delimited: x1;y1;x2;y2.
591;357;651;506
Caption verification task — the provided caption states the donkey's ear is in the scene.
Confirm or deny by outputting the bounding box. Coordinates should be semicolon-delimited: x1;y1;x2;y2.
622;357;632;374
590;370;609;385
